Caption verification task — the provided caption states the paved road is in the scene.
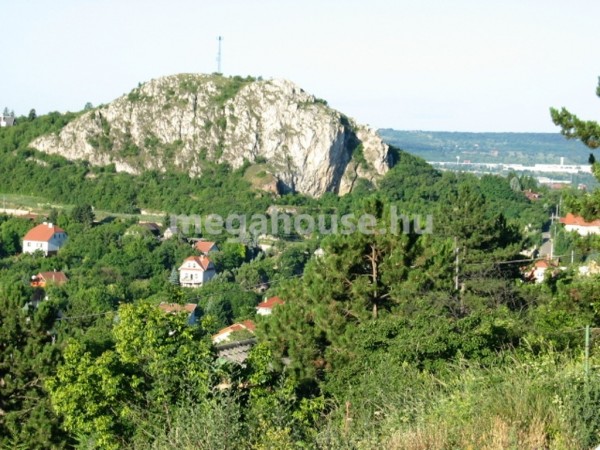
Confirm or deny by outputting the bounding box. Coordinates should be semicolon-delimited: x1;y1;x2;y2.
539;231;552;258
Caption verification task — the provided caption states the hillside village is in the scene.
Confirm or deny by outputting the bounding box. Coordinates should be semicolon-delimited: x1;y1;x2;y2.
3;206;303;360
5;202;600;362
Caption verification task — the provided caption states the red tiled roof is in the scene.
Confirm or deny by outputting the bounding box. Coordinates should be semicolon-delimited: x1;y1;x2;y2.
560;213;600;227
194;241;217;254
23;223;65;242
240;319;256;332
158;302;197;314
38;271;68;284
257;296;284;309
212;320;256;339
181;255;214;271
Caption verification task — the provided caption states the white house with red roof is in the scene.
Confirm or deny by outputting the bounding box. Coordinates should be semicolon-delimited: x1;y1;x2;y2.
194;240;219;255
212;320;256;344
560;213;600;236
158;302;198;325
178;255;216;288
256;296;284;315
22;223;67;256
523;259;560;284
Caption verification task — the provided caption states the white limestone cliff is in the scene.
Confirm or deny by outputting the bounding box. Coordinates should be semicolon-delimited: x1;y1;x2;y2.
32;74;392;197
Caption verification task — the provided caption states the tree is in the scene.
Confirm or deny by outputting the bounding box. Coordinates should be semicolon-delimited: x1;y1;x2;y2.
0;280;67;448
28;109;37;121
551;77;600;149
169;267;180;285
47;302;213;448
259;198;437;380
509;176;522;192
84;102;94;111
70;204;95;227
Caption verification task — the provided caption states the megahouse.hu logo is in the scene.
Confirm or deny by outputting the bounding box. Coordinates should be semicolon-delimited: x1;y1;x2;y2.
170;206;433;237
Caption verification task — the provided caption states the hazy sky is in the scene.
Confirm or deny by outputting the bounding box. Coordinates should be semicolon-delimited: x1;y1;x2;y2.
2;0;600;132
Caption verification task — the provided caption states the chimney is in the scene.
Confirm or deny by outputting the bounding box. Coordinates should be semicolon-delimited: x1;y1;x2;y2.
48;223;53;228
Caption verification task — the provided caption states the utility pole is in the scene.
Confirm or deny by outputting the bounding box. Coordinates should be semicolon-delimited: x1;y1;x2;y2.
454;237;459;291
585;325;591;379
216;36;223;74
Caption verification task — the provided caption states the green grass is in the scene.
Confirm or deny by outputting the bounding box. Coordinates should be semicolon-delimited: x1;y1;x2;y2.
0;192;164;223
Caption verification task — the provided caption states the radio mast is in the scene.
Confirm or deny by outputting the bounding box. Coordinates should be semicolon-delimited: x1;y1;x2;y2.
217;36;223;74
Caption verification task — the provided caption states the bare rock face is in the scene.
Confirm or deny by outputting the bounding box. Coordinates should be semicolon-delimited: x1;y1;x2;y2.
31;74;392;197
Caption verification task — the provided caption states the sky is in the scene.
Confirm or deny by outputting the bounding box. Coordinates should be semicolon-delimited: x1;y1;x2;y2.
1;0;600;132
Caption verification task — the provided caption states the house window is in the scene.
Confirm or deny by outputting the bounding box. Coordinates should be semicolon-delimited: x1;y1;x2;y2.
27;242;31;247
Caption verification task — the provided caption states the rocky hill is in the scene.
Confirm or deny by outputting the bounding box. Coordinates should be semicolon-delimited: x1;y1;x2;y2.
31;74;393;197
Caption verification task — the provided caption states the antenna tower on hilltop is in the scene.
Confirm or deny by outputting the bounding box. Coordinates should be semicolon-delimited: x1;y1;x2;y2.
217;36;223;74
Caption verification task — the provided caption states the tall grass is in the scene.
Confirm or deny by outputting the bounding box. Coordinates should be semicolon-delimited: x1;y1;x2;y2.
317;354;600;449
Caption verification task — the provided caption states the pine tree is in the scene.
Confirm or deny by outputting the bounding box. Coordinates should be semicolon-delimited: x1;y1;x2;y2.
551;77;600;150
169;267;180;285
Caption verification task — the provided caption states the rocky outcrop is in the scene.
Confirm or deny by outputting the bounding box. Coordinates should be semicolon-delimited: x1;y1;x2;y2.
31;74;392;197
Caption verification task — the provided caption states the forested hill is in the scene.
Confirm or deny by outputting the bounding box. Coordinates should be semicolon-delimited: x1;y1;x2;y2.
379;129;592;164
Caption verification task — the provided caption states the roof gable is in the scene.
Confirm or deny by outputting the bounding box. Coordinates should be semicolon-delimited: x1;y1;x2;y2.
180;255;215;271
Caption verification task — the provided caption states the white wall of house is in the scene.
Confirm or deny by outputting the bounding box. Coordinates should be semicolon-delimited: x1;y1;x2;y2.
23;232;67;256
565;224;600;236
256;307;272;316
23;240;48;255
533;267;547;284
179;263;216;287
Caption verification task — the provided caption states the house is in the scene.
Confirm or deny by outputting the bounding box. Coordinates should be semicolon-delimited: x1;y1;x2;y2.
256;296;284;315
30;271;68;288
178;255;216;288
158;302;198;325
524;259;559;284
523;190;541;201
0;115;15;127
163;226;179;240
22;222;67;256
560;213;600;236
194;240;219;255
212;320;256;344
531;260;552;283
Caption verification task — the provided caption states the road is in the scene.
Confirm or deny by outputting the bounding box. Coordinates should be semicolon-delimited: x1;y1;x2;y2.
539;231;552;258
